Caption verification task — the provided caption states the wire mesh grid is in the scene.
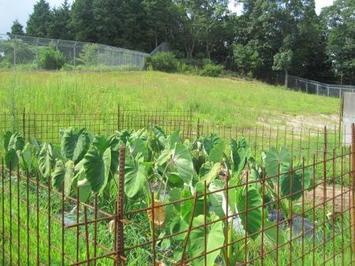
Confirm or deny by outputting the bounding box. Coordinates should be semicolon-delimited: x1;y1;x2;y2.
0;34;149;70
0;137;354;265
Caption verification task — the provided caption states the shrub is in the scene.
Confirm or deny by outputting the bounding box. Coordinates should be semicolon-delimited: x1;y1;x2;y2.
200;63;224;77
79;44;98;66
145;52;178;73
37;47;65;70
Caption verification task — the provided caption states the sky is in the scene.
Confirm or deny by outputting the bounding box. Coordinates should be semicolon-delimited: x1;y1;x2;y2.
0;0;335;35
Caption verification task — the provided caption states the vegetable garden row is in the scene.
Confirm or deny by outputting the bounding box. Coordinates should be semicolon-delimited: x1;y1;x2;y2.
0;124;354;265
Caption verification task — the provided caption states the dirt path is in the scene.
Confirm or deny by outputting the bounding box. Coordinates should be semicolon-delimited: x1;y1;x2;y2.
305;185;353;212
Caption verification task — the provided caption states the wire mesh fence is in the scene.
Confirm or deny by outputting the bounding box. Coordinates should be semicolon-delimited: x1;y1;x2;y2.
0;128;354;265
0;108;344;161
0;34;149;70
287;75;355;98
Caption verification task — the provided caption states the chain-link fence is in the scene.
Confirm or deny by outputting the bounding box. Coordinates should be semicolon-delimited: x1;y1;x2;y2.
0;34;149;70
287;75;355;98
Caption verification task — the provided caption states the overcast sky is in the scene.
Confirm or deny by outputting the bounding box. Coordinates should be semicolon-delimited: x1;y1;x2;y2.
0;0;334;35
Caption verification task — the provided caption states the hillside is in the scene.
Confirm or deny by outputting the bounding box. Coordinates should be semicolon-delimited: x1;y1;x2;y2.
0;70;339;128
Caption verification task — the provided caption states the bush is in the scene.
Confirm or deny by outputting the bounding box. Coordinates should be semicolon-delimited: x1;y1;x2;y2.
37;47;65;70
79;44;98;66
145;52;178;73
200;63;224;77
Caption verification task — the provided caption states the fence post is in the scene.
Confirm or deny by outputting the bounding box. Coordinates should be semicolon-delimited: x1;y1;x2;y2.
327;86;330;97
22;108;26;142
73;42;77;67
116;145;126;265
316;84;319;95
351;124;355;254
197;118;200;138
117;104;121;131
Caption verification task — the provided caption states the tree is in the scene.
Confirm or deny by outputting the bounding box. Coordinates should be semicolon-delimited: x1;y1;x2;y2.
322;0;355;84
174;0;229;58
92;0;124;46
48;0;73;40
273;49;293;86
71;0;97;42
142;0;176;50
233;42;262;77
9;20;25;36
26;0;52;37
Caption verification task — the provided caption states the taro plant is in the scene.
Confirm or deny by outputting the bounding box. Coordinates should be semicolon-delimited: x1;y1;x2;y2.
2;127;314;265
3;131;25;169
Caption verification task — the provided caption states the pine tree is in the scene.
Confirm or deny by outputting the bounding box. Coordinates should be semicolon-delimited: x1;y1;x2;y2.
9;20;25;36
48;0;73;40
26;0;52;37
71;0;97;42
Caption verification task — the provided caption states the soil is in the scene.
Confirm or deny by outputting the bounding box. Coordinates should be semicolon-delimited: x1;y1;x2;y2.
258;114;339;130
304;184;353;213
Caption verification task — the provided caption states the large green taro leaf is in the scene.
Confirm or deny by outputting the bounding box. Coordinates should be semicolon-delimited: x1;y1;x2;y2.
3;131;12;151
83;146;111;194
189;214;224;266
263;147;291;178
7;132;25;151
171;143;195;184
38;143;55;178
156;143;195;185
61;128;91;163
5;149;18;169
280;165;311;201
4;132;25;169
124;156;148;198
208;138;225;163
19;143;36;173
51;160;75;196
236;185;263;239
230;137;250;176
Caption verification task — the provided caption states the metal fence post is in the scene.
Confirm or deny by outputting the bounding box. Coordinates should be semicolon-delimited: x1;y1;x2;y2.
22;108;26;141
73;42;77;67
116;145;126;265
117;104;121;131
351;124;355;254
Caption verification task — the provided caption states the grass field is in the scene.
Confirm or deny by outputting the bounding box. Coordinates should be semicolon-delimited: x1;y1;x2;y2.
0;70;339;128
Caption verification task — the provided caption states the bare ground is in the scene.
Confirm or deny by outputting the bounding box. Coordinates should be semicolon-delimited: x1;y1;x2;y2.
305;185;353;213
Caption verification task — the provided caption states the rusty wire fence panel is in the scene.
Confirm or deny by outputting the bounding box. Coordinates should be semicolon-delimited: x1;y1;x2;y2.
0;109;344;161
0;133;354;265
0;163;120;265
122;148;355;265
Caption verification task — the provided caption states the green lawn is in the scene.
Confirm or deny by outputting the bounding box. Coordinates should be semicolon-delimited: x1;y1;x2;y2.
0;70;339;127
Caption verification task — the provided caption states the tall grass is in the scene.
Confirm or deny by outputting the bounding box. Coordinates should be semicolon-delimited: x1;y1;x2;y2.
0;70;339;128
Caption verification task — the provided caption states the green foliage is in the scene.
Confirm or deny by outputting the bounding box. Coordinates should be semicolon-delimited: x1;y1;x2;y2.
0;40;35;65
146;52;179;73
37;47;65;70
3;131;24;169
273;50;293;72
60;127;91;163
322;0;355;83
0;126;331;265
236;185;263;239
38;143;55;178
189;214;225;265
26;0;52;37
48;0;73;40
10;20;24;36
233;43;262;77
78;44;98;66
199;63;224;77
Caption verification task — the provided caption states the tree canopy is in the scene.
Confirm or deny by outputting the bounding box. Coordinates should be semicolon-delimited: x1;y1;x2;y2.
10;0;355;84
